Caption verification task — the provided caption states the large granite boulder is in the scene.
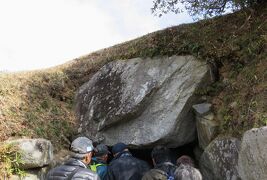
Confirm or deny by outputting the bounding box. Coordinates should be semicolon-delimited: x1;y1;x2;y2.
238;126;267;180
5;138;53;169
199;137;241;180
76;55;210;147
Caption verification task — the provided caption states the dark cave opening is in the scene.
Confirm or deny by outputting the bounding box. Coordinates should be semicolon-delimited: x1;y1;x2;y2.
127;141;198;167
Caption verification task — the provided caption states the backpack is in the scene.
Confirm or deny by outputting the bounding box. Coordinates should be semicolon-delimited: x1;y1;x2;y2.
152;169;175;180
164;170;175;180
160;162;176;180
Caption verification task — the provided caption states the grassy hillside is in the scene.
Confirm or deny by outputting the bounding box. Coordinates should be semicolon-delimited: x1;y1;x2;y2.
0;3;266;151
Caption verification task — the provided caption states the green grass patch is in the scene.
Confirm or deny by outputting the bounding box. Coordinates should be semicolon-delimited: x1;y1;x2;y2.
0;144;25;178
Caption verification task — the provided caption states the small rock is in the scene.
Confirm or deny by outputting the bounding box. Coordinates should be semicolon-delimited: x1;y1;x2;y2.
192;103;212;116
230;101;238;108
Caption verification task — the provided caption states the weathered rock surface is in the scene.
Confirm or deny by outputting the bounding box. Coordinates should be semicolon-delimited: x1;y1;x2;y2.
193;103;219;150
192;103;212;116
199;137;241;180
5;138;53;169
238;126;267;180
11;174;39;180
76;55;210;147
11;167;48;180
10;149;72;180
50;149;72;167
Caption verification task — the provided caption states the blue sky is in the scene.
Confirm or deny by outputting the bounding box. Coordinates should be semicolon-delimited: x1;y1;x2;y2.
0;0;193;72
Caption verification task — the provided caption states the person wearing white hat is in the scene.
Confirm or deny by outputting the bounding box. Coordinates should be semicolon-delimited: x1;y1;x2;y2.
46;137;100;180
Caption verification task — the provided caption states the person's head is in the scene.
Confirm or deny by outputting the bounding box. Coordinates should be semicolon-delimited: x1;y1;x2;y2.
94;144;110;162
112;142;128;157
174;165;202;180
151;145;171;166
70;136;94;165
176;155;195;167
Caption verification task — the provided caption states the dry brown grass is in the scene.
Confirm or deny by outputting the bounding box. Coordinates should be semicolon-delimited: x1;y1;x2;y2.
0;70;77;151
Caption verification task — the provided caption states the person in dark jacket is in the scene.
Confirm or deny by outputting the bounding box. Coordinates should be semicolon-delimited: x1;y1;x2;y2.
90;144;110;180
142;146;177;180
107;142;150;180
46;136;100;180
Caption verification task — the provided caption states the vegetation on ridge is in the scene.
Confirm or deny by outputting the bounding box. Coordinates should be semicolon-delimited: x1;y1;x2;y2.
152;0;265;18
0;3;266;156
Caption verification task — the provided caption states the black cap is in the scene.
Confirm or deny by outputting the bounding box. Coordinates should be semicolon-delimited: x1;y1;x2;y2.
112;142;127;154
94;144;110;157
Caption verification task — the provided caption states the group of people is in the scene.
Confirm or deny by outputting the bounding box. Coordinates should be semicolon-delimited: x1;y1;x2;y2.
46;136;202;180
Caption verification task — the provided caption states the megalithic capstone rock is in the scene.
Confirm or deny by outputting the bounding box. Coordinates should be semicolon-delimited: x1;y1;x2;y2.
75;55;211;148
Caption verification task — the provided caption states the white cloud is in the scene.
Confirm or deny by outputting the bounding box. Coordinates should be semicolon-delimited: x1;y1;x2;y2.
0;0;192;71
